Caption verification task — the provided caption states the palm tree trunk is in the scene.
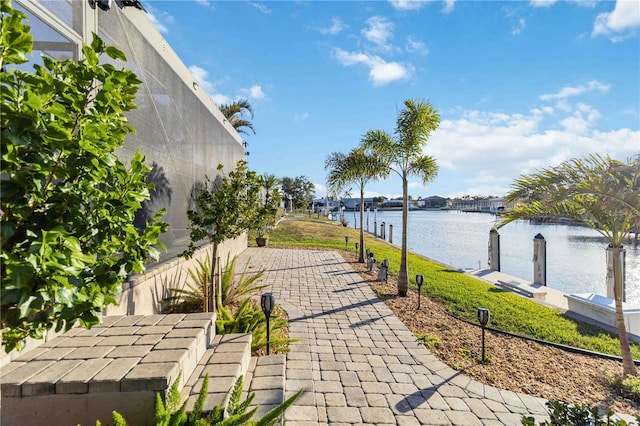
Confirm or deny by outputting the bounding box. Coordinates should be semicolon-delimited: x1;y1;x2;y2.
398;177;409;296
359;185;365;263
612;245;637;376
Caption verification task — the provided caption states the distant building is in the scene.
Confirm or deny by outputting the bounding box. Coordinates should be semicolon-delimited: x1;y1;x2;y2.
342;197;376;209
418;196;449;208
380;199;419;209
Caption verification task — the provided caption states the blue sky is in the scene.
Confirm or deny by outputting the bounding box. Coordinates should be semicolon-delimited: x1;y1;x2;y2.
146;0;639;199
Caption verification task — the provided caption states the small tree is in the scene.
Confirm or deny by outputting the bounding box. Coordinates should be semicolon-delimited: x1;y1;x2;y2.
218;99;255;136
361;99;440;296
281;176;315;211
182;160;262;311
499;154;639;377
325;148;388;262
254;174;281;238
1;2;167;351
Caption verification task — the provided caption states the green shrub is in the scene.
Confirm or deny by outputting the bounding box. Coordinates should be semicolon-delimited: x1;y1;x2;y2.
101;372;303;425
415;332;441;349
521;400;640;425
216;299;294;353
610;373;640;403
164;254;266;313
1;0;167;351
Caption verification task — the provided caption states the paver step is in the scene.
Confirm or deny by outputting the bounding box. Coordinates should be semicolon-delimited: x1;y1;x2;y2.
182;333;253;414
1;313;217;426
245;355;286;419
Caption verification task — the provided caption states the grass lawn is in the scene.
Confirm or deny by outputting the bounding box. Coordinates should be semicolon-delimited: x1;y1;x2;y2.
266;213;640;360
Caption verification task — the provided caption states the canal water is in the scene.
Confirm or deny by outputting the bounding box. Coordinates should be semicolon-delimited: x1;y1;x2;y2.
346;209;640;306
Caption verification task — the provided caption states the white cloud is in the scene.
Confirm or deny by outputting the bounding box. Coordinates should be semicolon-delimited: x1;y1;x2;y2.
188;65;215;94
530;0;557;7
428;105;638;196
406;36;429;56
512;18;526;35
294;112;310;122
333;48;412;86
250;2;272;14
539;80;611;101
188;65;232;105
194;0;210;6
211;93;231;105
442;0;455;14
388;0;427;11
592;0;640;40
148;12;171;34
362;16;394;50
320;17;348;35
240;85;265;100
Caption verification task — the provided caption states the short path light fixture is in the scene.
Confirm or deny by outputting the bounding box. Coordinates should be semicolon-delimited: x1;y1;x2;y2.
261;293;275;355
477;308;490;363
367;251;376;273
345;235;349;250
416;274;424;309
355;242;359;253
378;259;389;282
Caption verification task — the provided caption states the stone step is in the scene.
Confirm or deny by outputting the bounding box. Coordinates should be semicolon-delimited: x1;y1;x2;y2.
244;354;287;420
182;333;253;414
1;312;217;426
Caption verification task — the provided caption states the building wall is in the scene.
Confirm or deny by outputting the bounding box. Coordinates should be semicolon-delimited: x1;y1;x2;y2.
7;0;247;345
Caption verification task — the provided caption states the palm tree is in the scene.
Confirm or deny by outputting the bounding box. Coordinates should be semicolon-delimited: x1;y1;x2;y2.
218;99;255;136
325;148;388;263
499;154;639;376
361;99;440;296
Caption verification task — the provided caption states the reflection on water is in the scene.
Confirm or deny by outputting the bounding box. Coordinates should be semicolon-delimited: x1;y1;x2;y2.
350;210;640;305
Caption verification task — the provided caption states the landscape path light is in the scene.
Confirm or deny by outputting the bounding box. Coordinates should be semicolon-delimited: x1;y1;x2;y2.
345;235;349;250
355;242;359;253
378;259;389;282
367;250;376;273
261;293;275;355
477;307;490;363
416;274;424;309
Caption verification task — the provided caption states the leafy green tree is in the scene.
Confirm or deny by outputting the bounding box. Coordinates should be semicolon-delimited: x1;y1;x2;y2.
218;98;255;136
182;160;262;312
499;154;639;376
361;99;440;296
255;174;281;238
325;148;388;262
281;176;315;211
0;2;167;351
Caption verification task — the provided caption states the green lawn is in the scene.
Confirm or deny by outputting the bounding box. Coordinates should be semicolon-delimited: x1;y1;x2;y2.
267;214;640;360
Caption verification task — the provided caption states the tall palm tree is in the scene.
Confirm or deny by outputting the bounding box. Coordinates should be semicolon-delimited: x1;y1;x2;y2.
361;99;440;296
325;148;388;263
218;99;255;136
499;154;639;376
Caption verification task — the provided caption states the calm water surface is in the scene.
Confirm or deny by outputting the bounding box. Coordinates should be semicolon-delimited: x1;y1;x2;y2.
347;210;640;306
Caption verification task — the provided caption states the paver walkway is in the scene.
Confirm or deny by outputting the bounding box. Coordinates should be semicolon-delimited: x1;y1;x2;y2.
237;248;550;426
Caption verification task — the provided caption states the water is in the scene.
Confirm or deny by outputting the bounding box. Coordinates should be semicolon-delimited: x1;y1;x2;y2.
345;209;640;306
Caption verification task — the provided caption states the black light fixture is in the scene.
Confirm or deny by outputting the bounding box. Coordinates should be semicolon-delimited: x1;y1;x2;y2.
378;259;389;282
477;308;490;363
416;274;424;309
261;293;275;354
345;235;349;250
355;242;359;253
